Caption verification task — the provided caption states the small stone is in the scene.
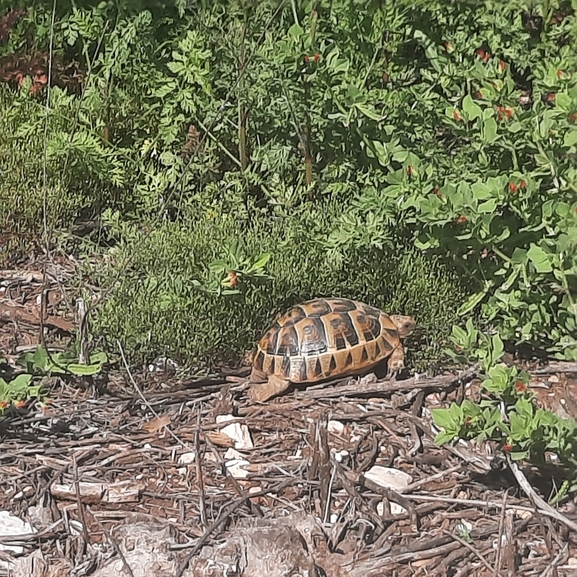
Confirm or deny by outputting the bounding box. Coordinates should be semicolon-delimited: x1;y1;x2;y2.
328;420;345;435
363;466;412;492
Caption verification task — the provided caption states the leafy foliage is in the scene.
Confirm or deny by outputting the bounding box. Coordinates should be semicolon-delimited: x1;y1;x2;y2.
432;331;577;499
93;202;467;369
0;347;106;414
1;0;576;365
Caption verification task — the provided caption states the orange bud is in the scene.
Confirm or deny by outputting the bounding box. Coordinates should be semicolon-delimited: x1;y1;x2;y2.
515;381;527;393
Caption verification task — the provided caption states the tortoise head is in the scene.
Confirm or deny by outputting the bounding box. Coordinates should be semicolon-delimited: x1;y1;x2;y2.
390;315;416;338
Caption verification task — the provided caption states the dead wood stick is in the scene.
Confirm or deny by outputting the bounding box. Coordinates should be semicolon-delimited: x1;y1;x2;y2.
368;540;463;566
502;509;517;576
384;534;454;557
537;543;569;577
299;366;478;400
494;489;511;575
442;529;496;576
401;493;577;530
194;410;207;528
507;456;577;533
72;452;91;547
531;361;577;375
117;340;189;451
404;464;463;492
0;519;64;545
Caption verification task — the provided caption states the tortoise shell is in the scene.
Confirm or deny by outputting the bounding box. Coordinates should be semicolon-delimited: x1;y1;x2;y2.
252;298;414;383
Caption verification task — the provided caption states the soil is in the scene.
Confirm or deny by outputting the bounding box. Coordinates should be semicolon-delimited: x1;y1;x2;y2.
1;258;577;576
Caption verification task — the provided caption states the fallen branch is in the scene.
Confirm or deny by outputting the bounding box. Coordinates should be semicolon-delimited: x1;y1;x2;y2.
298;366;479;400
507;456;577;533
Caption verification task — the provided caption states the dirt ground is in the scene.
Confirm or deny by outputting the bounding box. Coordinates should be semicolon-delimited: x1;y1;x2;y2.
1;258;577;577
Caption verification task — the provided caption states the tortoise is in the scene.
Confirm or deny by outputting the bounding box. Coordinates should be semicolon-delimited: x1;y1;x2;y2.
247;297;416;401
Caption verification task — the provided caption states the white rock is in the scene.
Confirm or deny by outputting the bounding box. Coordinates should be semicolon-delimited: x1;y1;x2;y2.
328;420;345;435
215;414;236;424
333;450;349;463
220;422;254;450
224;448;244;460
178;451;196;464
225;459;251;479
0;511;37;555
364;466;412;492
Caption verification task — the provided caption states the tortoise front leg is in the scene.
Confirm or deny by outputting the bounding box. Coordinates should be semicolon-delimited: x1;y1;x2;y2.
386;345;405;379
247;374;291;402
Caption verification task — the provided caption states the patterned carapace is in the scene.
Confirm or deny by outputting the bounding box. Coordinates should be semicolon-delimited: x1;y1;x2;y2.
252;298;414;383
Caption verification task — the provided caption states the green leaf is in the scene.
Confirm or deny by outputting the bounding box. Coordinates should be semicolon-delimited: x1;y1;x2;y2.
61;363;105;376
515;397;534;420
491;333;504;363
451;324;468;342
478;199;497;213
346;85;364;104
482;117;498;143
509;450;529;460
248;252;271;272
527;244;553;273
431;407;459;432
32;347;48;372
89;352;108;364
288;23;303;38
471;182;492;200
8;374;32;393
463;94;482;121
434;430;456;445
457;281;493;316
209;259;229;272
564;130;577;148
354;103;383;120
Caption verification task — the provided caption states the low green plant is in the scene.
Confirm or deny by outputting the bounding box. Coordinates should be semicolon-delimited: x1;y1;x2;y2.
0;347;107;415
92;201;471;370
2;0;576;368
432;328;577;498
18;346;108;377
0;371;42;412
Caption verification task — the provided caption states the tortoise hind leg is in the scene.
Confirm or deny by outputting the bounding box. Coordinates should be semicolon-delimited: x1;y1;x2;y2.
248;374;291;402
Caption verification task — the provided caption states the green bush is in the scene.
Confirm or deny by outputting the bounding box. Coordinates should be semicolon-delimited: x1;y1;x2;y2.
1;0;576;365
93;202;470;371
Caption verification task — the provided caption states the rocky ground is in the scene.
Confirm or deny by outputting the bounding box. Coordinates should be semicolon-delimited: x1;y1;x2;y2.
1;258;577;577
